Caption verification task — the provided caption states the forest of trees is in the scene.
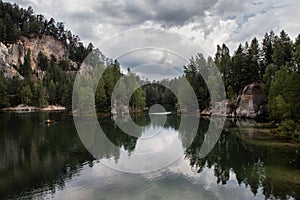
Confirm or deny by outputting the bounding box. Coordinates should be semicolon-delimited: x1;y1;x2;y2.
183;30;300;139
0;1;299;139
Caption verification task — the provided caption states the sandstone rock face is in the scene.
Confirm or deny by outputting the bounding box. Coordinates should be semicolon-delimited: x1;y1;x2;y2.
235;82;267;118
21;36;67;70
199;82;267;118
0;42;23;79
7;40;25;67
0;35;68;79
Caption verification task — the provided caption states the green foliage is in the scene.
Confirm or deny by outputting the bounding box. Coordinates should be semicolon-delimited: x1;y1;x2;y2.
0;72;10;108
3;13;19;44
184;53;209;110
177;79;197;111
215;44;231;89
272;30;293;67
0;18;6;41
268;95;290;122
48;80;56;105
6;77;22;106
268;66;300;122
34;83;48;107
262;64;277;96
37;51;48;71
226;85;235;100
294;34;300;68
95;78;107;113
262;31;275;67
276;120;300;140
231;44;247;93
19;85;32;105
20;49;32;78
131;87;146;109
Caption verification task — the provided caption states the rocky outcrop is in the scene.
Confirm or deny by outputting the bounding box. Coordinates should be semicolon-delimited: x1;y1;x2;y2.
200;100;235;117
0;42;23;79
0;35;68;79
20;36;68;70
199;82;267;119
235;82;267;118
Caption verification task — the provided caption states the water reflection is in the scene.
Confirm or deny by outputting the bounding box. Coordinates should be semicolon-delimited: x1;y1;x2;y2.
0;112;93;199
0;113;299;199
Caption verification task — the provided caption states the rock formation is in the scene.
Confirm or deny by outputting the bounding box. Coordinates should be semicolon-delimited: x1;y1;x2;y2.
0;35;68;79
200;82;267;119
235;82;267;118
0;42;23;79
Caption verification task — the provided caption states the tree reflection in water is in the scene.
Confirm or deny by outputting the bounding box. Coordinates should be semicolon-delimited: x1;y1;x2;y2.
185;118;300;199
0;113;299;199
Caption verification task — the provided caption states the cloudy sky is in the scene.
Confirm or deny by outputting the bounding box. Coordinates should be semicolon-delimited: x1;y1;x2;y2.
4;0;300;78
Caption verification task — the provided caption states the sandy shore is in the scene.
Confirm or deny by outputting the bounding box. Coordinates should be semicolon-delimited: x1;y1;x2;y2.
1;104;66;112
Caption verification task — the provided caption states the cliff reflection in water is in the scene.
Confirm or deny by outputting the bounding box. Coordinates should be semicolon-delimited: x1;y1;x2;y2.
0;113;299;199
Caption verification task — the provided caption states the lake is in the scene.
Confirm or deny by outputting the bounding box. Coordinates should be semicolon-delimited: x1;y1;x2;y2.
0;112;299;199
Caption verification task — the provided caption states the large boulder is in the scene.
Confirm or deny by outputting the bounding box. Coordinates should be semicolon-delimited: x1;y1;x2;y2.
235;82;267;118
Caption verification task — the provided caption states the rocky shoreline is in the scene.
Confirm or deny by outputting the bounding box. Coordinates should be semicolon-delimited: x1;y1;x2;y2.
180;82;268;119
1;104;66;112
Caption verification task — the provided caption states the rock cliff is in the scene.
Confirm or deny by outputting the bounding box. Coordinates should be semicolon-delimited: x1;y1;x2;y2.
0;42;23;79
236;82;267;118
200;82;267;119
0;35;68;79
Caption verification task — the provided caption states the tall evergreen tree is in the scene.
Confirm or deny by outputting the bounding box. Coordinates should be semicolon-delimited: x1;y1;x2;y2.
0;18;6;41
273;30;293;68
231;44;246;93
262;31;275;67
0;72;10;108
4;13;18;43
20;85;32;105
95;78;107;113
34;83;48;107
248;37;260;79
21;49;32;78
293;34;300;70
214;44;232;90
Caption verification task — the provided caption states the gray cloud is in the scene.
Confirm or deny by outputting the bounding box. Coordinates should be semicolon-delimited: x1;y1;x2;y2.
3;0;300;72
92;0;219;28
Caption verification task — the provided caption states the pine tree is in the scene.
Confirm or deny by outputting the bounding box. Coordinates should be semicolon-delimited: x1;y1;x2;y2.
273;30;293;68
48;80;56;105
20;85;32;105
248;37;260;79
0;72;10;108
231;44;245;93
95;78;107;113
4;13;18;43
262;31;274;67
214;44;232;90
37;51;48;71
21;49;32;77
34;83;48;107
293;34;300;69
0;18;6;42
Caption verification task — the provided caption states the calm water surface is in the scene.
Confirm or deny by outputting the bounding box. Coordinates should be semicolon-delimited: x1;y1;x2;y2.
0;112;299;199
